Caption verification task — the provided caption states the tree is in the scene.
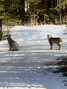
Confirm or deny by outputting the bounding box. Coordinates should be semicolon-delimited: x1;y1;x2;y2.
56;0;67;23
0;0;21;40
24;0;41;25
0;0;5;40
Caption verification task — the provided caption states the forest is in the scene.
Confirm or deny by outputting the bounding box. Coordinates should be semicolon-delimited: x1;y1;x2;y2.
0;0;67;40
0;1;67;88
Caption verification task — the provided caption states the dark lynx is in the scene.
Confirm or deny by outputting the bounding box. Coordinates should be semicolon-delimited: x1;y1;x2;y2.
47;34;63;50
6;34;20;51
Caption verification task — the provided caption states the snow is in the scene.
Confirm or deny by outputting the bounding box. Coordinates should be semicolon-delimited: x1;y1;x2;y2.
0;24;67;89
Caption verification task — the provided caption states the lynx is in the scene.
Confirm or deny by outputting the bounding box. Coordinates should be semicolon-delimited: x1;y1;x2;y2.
47;34;63;50
6;34;20;51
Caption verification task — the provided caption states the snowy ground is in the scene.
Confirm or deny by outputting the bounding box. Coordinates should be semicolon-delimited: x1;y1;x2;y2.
0;25;67;89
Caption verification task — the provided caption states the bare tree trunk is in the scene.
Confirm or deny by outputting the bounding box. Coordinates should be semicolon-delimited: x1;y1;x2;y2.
57;0;62;24
51;0;53;8
0;19;3;40
20;0;25;24
59;9;62;24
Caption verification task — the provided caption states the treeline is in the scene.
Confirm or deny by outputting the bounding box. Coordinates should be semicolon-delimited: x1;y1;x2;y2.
0;0;67;25
24;0;67;25
0;0;67;40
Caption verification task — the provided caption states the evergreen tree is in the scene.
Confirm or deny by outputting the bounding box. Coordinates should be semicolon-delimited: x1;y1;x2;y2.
56;0;67;23
0;0;22;40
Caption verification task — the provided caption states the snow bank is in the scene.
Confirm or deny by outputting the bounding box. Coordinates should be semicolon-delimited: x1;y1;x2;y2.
10;25;66;42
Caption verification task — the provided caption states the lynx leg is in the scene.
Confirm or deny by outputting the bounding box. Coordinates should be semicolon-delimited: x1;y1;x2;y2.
8;47;13;51
57;42;62;50
50;43;53;49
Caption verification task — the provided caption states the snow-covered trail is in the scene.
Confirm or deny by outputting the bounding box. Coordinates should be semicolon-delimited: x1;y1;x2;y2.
0;25;67;89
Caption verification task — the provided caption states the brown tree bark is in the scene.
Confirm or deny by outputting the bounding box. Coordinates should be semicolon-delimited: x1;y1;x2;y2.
20;0;25;24
0;19;3;40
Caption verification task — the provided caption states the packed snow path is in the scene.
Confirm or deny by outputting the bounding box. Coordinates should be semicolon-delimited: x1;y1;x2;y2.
0;25;67;89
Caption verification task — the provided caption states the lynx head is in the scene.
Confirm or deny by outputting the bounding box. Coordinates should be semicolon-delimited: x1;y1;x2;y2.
3;34;11;39
6;34;11;40
47;34;52;39
4;34;11;40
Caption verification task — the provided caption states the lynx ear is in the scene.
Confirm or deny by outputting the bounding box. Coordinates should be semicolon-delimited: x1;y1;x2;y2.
49;34;52;37
47;34;51;36
47;34;49;36
7;34;11;36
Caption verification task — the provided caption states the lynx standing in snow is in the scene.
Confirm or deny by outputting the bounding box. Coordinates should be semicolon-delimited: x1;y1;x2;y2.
47;34;63;50
6;34;20;51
